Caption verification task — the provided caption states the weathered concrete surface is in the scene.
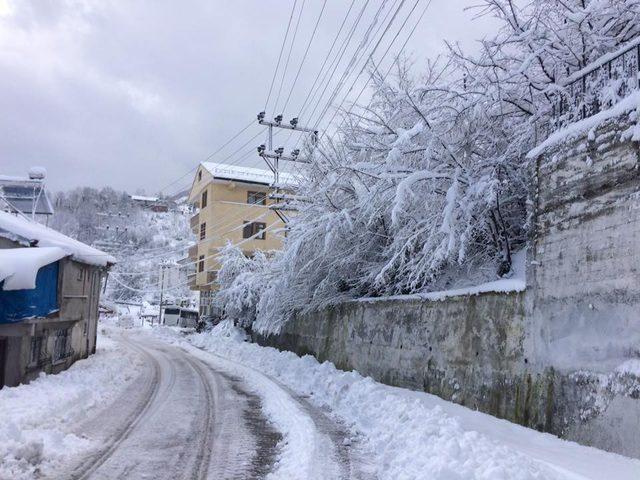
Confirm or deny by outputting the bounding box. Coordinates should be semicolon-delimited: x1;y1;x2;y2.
526;114;640;373
256;292;559;432
255;109;640;458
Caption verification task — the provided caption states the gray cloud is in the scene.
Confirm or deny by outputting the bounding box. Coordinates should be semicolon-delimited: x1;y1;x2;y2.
0;0;498;195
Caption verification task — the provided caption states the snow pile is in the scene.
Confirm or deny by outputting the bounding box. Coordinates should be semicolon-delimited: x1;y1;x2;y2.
0;327;142;479
0;210;115;267
0;247;67;290
155;324;640;480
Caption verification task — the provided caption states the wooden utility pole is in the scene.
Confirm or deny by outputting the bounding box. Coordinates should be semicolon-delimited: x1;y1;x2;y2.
157;263;166;326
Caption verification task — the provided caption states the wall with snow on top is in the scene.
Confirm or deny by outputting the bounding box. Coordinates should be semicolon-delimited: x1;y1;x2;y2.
256;101;640;459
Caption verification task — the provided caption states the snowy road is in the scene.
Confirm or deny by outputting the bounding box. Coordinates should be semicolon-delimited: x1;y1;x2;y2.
50;330;360;480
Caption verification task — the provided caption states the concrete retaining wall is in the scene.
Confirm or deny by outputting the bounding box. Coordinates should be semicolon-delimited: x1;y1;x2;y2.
255;110;640;458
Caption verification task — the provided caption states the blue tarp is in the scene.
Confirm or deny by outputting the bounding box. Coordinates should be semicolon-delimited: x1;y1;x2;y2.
0;261;59;323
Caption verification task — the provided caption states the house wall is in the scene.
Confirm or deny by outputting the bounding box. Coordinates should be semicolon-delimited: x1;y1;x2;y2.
0;255;104;387
255;111;640;458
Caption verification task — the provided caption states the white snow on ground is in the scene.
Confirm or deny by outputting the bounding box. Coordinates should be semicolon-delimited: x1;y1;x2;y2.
155;322;640;480
0;323;142;480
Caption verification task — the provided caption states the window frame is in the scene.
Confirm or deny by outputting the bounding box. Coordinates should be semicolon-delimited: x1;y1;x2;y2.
247;191;267;206
198;255;205;273
201;189;208;208
200;222;206;240
242;221;266;240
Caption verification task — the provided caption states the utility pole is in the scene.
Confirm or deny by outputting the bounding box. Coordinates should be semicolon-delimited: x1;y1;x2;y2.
157;263;166;326
255;111;317;223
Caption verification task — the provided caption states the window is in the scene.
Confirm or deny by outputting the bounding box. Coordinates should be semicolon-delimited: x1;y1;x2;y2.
29;336;43;365
201;189;208;208
198;170;202;181
53;328;71;362
200;222;206;240
247;191;266;205
198;255;205;272
242;221;266;240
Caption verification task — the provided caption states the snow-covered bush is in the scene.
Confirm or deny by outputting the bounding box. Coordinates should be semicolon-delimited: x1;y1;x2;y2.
218;0;640;333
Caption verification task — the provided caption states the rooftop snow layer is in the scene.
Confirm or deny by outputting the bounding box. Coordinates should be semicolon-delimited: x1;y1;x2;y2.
0;247;67;290
0;211;116;266
130;195;160;202
201;162;299;187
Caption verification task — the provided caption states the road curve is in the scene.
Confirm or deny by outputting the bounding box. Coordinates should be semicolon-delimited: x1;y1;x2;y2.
51;332;278;480
49;330;369;480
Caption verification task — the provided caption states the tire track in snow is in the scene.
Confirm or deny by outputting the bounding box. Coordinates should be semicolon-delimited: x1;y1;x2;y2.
185;345;370;480
66;334;164;480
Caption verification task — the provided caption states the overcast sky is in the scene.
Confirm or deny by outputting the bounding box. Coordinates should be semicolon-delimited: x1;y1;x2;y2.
0;0;498;195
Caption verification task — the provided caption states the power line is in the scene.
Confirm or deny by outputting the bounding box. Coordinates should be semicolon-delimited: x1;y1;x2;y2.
158;118;255;195
313;0;409;131
264;0;299;112
273;0;306;114
281;0;328;114
295;0;357;119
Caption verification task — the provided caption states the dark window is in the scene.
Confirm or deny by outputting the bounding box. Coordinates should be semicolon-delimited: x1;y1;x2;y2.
53;329;71;361
247;191;266;205
201;189;208;208
164;308;180;315
242;221;266;240
200;222;206;240
198;255;205;272
198;170;202;181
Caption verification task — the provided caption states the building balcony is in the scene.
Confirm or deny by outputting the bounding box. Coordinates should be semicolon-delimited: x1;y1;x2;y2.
187;244;198;260
206;271;218;284
189;212;199;232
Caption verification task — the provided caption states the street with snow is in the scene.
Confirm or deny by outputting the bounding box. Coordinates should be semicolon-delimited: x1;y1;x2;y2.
3;0;640;478
0;320;638;480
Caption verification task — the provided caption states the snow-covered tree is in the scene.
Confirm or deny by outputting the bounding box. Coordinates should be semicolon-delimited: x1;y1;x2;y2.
216;0;640;333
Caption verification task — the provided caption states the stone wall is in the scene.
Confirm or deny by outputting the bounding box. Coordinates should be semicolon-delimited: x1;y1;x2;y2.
255;108;640;458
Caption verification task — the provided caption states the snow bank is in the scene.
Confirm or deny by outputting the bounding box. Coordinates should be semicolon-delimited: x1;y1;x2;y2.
528;91;640;159
0;211;116;267
0;326;142;479
0;247;67;290
157;324;640;480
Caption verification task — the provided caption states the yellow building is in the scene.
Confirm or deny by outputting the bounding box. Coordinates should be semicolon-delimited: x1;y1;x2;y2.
187;162;294;317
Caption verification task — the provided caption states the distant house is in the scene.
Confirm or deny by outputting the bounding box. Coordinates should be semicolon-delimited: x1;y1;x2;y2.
0;211;115;388
129;195;169;212
0;167;54;225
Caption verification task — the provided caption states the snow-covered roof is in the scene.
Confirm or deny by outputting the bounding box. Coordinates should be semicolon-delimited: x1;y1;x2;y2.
130;195;160;202
0;247;67;291
0;211;116;266
201;162;298;187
